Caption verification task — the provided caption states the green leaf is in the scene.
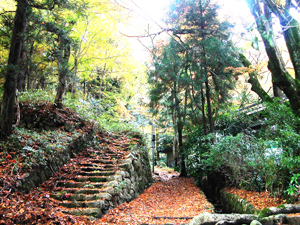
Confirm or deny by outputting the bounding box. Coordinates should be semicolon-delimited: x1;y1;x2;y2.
251;36;259;50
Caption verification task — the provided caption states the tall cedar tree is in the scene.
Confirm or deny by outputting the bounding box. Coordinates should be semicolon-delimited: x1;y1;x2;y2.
149;0;241;176
167;0;241;132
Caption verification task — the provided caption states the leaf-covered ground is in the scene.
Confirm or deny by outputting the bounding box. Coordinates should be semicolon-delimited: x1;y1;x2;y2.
0;103;298;224
225;187;286;210
225;187;300;218
99;168;214;224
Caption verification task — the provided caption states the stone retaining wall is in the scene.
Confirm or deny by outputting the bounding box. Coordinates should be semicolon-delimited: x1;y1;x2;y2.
220;189;257;214
102;146;152;211
218;189;300;225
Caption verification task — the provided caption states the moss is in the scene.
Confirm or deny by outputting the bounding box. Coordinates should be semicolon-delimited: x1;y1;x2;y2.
259;217;271;223
258;207;272;218
276;204;286;209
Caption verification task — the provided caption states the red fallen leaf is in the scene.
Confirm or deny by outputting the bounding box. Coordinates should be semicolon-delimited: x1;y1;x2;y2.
6;155;12;160
65;194;71;198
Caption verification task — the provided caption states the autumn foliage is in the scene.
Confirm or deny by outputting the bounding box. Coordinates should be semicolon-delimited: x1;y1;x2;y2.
100;169;214;224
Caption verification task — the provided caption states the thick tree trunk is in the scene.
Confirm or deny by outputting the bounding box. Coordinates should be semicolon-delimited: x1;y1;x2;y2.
0;0;28;138
273;84;284;102
239;53;273;102
264;0;300;80
17;45;27;91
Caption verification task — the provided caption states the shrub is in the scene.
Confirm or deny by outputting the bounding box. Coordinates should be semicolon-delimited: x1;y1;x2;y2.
185;101;300;197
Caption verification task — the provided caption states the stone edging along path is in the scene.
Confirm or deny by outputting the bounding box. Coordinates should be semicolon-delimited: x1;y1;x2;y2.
189;189;300;225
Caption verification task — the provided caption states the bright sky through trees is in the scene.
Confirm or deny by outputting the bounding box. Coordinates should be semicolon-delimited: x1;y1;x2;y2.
121;0;254;61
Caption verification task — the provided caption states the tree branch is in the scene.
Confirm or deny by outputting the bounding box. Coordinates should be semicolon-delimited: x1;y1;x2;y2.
29;0;57;10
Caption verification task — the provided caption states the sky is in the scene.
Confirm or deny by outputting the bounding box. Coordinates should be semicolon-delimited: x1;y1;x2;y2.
119;0;254;62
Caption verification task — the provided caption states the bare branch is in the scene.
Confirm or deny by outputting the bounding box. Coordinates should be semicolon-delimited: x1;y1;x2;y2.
120;29;171;38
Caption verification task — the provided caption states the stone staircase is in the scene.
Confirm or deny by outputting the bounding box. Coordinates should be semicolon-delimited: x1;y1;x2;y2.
42;133;151;219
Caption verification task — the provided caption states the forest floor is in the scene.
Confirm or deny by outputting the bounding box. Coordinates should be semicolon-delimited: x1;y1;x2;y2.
99;167;214;224
0;108;299;224
0;160;299;224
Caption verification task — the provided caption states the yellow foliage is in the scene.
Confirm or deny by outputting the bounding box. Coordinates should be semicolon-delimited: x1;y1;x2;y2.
115;98;134;120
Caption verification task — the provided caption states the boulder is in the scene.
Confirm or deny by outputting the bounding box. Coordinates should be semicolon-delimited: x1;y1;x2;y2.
189;212;258;225
250;220;262;225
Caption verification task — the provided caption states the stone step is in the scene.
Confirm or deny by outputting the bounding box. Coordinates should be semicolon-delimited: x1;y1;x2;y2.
59;199;106;208
76;171;115;176
52;188;102;194
62;208;102;218
79;166;107;172
53;186;115;194
51;192;112;201
90;159;117;164
79;153;121;159
78;162;114;167
56;181;105;188
78;163;116;169
84;154;119;160
72;176;107;182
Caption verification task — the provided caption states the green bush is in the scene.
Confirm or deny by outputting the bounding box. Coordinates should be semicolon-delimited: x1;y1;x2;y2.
185;101;300;197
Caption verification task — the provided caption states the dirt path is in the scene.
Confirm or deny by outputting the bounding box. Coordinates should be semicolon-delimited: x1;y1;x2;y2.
98;168;214;225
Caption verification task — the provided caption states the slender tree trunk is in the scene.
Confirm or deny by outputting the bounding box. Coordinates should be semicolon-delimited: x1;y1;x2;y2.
156;133;160;162
178;121;187;177
55;38;71;108
172;98;178;167
0;0;28;138
200;83;208;135
205;79;214;133
71;57;78;98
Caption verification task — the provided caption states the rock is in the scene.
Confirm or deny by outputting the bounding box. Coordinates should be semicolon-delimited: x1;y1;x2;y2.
260;214;287;225
115;171;126;178
64;121;74;132
250;220;262;225
103;180;119;188
215;221;229;225
265;204;300;216
287;216;300;224
189;212;258;225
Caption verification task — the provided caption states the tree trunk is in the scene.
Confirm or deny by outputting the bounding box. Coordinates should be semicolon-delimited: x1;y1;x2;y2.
54;38;71;108
178;122;187;177
205;79;214;133
264;0;300;80
246;0;300;115
17;45;27;91
239;53;273;102
273;84;284;102
0;0;28;138
200;83;208;135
